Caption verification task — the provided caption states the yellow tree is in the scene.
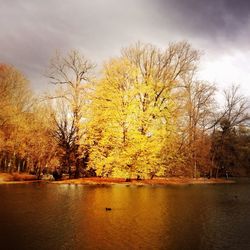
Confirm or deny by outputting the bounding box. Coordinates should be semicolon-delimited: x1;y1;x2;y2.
0;64;32;172
0;64;59;175
21;104;59;176
87;59;140;177
88;41;200;178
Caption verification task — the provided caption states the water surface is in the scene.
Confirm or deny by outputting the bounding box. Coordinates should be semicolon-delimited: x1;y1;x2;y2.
0;182;250;250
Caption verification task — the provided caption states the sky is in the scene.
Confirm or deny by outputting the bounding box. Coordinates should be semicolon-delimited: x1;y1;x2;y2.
1;0;250;95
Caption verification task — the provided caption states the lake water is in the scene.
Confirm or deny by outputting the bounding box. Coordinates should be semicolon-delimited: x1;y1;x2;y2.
1;181;250;250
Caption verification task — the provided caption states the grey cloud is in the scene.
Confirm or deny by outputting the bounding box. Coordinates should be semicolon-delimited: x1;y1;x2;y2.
0;0;156;90
157;0;250;46
1;0;250;92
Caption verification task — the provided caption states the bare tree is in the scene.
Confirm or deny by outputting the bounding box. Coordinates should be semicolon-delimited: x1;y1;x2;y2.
182;77;216;177
220;84;249;130
47;50;94;178
211;84;250;177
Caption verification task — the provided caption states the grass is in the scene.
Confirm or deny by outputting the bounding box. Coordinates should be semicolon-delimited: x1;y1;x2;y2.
0;172;37;184
0;173;235;185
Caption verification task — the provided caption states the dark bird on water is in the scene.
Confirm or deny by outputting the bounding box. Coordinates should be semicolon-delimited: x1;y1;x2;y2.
106;207;112;211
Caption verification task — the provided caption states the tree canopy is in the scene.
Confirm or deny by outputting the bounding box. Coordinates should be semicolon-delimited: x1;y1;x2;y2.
0;42;249;179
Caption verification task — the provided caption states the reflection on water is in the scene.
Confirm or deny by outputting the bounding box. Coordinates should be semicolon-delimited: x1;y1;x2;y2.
1;182;250;250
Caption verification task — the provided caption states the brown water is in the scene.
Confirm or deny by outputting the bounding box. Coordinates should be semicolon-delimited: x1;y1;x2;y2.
1;182;250;250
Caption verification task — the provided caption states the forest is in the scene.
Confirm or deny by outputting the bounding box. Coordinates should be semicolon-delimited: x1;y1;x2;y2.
0;41;249;180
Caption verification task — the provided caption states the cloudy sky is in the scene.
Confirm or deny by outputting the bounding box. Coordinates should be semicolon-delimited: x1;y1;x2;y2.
1;0;250;94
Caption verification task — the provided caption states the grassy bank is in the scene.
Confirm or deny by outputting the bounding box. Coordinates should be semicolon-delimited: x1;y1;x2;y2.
0;173;235;185
51;177;235;185
0;173;38;184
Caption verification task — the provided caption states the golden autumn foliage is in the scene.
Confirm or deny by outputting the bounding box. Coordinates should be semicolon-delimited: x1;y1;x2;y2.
87;42;201;178
0;64;58;175
1;42;249;179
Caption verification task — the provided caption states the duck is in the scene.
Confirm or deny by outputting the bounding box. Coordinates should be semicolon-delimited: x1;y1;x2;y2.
105;207;112;211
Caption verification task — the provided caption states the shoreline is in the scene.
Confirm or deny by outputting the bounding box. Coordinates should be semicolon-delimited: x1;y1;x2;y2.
0;175;236;185
50;177;236;185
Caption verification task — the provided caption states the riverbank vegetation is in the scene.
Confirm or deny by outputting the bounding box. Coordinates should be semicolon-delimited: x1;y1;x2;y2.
0;41;249;180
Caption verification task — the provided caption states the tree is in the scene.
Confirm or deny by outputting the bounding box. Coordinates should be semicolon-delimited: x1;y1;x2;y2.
87;41;200;178
50;96;76;175
0;64;58;175
181;78;216;177
0;64;32;172
47;50;94;178
211;84;250;177
220;85;249;129
0;64;31;127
